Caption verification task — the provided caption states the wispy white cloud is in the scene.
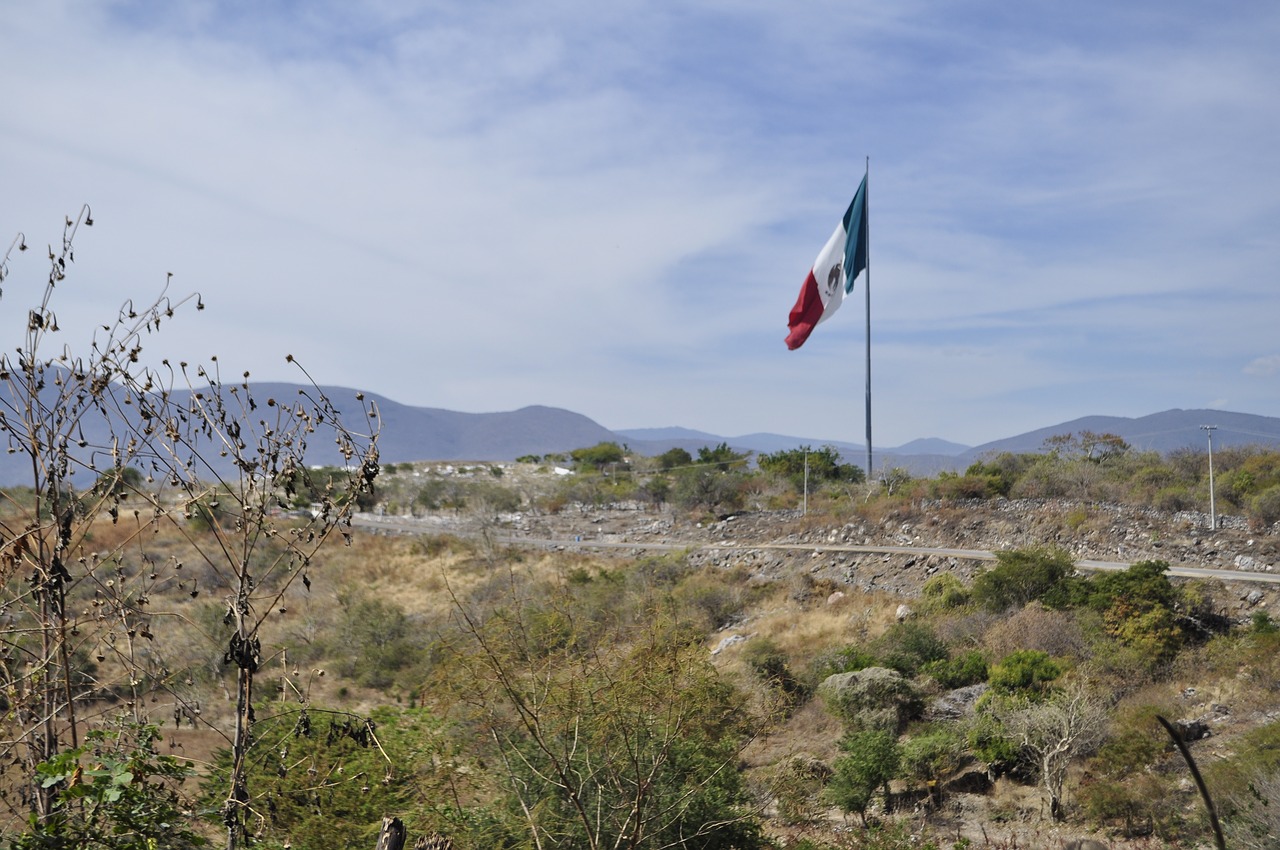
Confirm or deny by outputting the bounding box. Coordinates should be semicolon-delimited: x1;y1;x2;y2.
1245;355;1280;377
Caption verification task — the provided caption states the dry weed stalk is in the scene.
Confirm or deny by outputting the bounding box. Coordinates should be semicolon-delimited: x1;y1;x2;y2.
0;209;379;848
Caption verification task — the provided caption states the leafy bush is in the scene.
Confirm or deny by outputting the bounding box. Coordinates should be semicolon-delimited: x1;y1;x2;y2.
920;650;989;689
869;621;949;676
1249;484;1280;529
919;572;971;612
930;471;1001;500
986;650;1063;700
671;467;747;512
203;706;463;850
14;724;204;850
808;644;879;683
972;547;1080;612
758;444;864;492
331;591;422;688
898;724;965;801
742;637;808;704
1085;561;1186;665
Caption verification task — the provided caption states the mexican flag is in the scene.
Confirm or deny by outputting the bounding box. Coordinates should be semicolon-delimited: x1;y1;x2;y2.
785;175;868;350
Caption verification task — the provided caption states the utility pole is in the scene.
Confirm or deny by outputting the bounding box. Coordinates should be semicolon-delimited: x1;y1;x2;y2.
1201;425;1218;530
802;450;809;517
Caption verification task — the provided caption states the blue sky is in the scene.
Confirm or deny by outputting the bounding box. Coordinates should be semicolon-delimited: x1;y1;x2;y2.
2;1;1278;454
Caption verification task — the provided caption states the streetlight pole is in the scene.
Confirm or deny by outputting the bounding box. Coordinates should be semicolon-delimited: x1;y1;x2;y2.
1201;425;1217;530
802;451;809;517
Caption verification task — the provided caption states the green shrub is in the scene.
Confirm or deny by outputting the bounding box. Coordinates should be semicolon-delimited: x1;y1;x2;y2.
931;472;999;500
14;723;204;850
919;573;971;612
1085;561;1186;665
202;706;466;850
331;591;421;688
1249;484;1280;528
870;621;949;676
920;650;989;689
899;723;965;801
742;637;808;703
809;644;878;683
972;546;1080;612
987;649;1063;699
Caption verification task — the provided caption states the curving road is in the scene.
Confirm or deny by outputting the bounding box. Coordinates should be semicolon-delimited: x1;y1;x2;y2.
352;514;1280;586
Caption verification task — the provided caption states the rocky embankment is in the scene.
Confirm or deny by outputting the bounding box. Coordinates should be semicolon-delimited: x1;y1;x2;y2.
503;498;1280;617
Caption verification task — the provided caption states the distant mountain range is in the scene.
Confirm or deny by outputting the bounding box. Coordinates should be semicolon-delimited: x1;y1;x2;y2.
1;376;1277;486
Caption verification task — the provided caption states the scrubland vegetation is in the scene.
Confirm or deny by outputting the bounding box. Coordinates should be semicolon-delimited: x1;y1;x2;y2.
9;436;1280;849
5;213;1280;849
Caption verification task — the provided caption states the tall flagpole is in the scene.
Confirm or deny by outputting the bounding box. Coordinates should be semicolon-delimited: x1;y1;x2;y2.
863;157;873;480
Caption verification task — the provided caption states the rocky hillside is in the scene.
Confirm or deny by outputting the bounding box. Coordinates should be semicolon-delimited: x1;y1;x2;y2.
475;497;1280;616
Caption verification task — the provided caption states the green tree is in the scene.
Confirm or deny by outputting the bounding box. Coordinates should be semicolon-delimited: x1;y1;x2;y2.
1085;560;1185;665
898;724;965;806
757;444;863;492
656;446;693;470
696;442;749;471
825;729;900;825
671;467;747;513
571;441;627;471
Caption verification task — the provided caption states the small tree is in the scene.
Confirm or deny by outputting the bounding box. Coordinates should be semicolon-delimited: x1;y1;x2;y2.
899;724;965;806
570;441;626;471
999;680;1108;820
696;442;749;471
825;729;900;825
655;447;693;470
758;444;864;492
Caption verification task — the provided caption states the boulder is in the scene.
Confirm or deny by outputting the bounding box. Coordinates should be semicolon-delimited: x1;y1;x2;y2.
817;666;923;734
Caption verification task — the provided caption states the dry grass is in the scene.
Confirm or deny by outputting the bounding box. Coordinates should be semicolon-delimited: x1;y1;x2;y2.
742;697;844;771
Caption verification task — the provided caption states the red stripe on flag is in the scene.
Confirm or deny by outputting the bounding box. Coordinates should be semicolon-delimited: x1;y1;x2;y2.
785;270;824;350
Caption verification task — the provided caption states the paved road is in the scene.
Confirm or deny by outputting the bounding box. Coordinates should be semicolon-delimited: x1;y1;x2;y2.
353;514;1280;585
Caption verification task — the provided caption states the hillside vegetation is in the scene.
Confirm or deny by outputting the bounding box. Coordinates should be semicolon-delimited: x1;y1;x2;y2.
7;212;1280;850
8;430;1280;849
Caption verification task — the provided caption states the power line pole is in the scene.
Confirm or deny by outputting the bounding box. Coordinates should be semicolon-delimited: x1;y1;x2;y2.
1201;424;1218;530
